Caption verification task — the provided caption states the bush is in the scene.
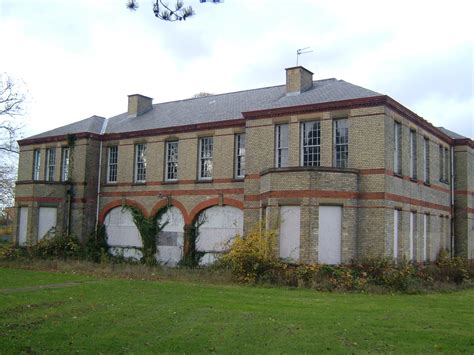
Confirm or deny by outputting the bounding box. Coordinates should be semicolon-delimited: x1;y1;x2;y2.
31;233;83;259
432;249;470;284
219;224;278;282
84;224;109;263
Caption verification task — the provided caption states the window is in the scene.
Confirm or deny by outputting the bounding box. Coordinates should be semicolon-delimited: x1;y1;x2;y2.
165;141;179;181
61;147;70;181
198;137;213;180
107;146;118;183
393;209;400;259
235;134;245;178
444;147;449;183
275;124;288;168
410;130;417;179
334;119;349;168
409;211;416;261
301;121;320;166
439;145;444;181
134;143;147;183
394;121;402;174
423;138;430;183
423;214;429;262
33;149;41;180
45;148;56;181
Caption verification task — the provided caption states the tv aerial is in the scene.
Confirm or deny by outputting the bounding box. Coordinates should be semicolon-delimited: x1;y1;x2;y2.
296;47;313;66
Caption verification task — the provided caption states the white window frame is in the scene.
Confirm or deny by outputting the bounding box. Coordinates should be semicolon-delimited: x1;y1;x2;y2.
235;134;245;179
275;124;289;168
423;213;428;262
410;130;417;179
45;148;56;182
107;146;118;183
134;143;147;183
300;121;321;167
61;147;70;181
394;121;402;174
165;141;179;181
198;137;213;180
423;137;430;183
33;149;41;180
334;119;349;168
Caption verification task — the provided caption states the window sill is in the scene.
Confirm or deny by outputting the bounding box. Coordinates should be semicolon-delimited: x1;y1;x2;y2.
409;177;418;183
163;180;178;185
423;181;431;186
132;182;147;186
232;177;245;182
393;172;403;179
195;179;213;184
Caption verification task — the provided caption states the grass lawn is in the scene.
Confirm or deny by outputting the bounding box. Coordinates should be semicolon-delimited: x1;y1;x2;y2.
1;267;473;353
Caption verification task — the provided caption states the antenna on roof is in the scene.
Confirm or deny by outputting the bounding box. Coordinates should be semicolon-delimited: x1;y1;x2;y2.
296;47;313;66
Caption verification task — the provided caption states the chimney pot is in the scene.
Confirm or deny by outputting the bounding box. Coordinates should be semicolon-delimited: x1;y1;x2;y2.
285;66;313;95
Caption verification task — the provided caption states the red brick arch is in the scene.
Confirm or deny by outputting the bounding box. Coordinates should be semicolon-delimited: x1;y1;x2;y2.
187;197;244;224
149;198;188;222
98;199;148;224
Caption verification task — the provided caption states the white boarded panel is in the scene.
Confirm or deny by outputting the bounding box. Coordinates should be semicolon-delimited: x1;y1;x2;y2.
18;207;28;246
104;207;142;248
38;207;57;240
196;206;243;255
318;206;342;264
157;206;185;266
279;206;300;262
393;209;399;259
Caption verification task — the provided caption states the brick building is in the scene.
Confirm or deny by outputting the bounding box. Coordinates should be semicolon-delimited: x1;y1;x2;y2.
14;67;474;264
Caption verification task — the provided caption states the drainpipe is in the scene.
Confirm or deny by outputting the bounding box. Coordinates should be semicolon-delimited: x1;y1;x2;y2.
95;119;108;231
450;145;455;257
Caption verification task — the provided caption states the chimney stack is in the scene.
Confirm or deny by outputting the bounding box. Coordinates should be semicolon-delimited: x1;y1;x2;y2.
285;66;313;95
128;94;153;117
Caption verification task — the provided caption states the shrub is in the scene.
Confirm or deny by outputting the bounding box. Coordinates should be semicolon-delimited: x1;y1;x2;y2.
31;233;83;260
433;249;470;284
84;224;109;263
219;224;278;282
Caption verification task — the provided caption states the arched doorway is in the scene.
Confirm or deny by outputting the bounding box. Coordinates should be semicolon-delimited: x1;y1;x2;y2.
104;207;143;260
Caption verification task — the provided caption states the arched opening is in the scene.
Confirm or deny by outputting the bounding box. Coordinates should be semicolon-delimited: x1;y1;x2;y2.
104;207;143;260
156;206;185;266
194;205;243;265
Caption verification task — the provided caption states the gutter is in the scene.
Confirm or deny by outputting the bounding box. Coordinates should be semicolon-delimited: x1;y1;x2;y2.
95;118;108;230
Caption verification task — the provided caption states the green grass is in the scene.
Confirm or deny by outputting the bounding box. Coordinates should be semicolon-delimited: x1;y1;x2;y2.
1;267;473;353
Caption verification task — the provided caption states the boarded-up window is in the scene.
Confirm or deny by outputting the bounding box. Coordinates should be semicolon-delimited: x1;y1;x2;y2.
319;206;342;264
279;206;300;262
38;207;57;240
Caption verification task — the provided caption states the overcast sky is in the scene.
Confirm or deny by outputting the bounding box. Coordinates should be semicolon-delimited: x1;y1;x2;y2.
1;0;473;139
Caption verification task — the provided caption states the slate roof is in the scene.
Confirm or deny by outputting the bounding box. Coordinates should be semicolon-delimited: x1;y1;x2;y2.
27;115;106;140
437;127;468;140
25;78;381;139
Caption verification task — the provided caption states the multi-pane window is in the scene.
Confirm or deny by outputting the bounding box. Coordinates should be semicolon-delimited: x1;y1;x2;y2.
134;143;147;183
45;148;56;181
301;121;320;167
33;149;41;180
165;141;179;181
198;137;213;180
235;134;245;178
334;119;349;168
394;121;402;174
444;147;449;183
107;146;118;183
410;130;417;179
439;145;444;181
275;124;288;168
61;147;70;181
423;138;430;183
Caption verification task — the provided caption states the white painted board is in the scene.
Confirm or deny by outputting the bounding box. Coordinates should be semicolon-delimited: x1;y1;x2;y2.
318;206;342;264
279;206;301;262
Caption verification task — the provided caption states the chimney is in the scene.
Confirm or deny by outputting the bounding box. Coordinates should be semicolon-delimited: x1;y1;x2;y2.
285;66;313;95
128;94;153;117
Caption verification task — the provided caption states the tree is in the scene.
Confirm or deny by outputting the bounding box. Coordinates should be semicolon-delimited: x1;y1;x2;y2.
126;0;222;22
0;74;26;209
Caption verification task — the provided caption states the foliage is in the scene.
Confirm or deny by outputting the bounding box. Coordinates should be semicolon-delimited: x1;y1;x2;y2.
122;204;169;265
0;73;26;209
431;249;471;284
84;224;109;263
126;0;222;22
219;224;278;282
30;233;82;260
180;214;206;267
